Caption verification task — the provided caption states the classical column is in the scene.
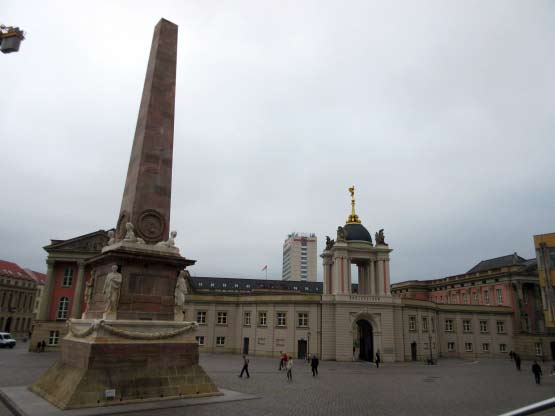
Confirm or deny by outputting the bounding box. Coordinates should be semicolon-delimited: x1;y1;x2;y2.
357;265;364;294
346;258;352;294
70;262;86;319
377;260;385;295
37;259;55;320
384;259;390;294
369;260;376;295
323;256;333;295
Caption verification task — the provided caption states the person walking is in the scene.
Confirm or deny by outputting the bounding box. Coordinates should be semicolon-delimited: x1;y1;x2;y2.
36;341;41;352
40;340;46;352
375;351;381;368
278;351;284;371
286;357;293;381
532;361;542;385
515;353;522;371
239;355;250;378
311;354;319;376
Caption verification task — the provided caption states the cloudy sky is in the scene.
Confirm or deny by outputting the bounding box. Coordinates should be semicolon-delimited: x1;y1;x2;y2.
1;1;554;283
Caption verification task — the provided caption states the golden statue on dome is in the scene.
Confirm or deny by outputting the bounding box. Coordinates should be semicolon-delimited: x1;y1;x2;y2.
346;185;361;224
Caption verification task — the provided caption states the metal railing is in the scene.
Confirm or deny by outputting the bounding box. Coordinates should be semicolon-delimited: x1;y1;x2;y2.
498;397;555;416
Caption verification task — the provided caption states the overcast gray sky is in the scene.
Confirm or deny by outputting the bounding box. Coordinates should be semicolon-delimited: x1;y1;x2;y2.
1;1;554;283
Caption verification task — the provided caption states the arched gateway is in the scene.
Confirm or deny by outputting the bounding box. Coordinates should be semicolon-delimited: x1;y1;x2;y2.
356;319;374;361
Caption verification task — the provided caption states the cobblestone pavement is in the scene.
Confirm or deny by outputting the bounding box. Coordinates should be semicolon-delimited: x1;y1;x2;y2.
1;343;555;415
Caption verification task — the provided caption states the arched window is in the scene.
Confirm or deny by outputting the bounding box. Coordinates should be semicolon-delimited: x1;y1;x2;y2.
57;297;70;320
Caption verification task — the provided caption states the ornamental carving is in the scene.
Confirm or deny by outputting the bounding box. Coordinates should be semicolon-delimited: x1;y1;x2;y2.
138;209;165;242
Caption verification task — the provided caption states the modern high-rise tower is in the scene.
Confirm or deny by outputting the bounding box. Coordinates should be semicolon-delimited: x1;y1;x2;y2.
282;232;317;281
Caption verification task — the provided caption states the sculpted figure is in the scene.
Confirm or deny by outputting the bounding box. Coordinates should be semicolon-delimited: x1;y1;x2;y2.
83;271;96;316
325;236;335;250
174;270;190;320
375;229;387;245
103;265;122;317
157;230;177;248
337;226;346;242
107;230;116;245
123;222;145;244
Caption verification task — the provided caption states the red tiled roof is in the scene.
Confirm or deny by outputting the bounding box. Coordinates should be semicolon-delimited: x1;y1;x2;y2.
23;268;47;284
0;260;35;282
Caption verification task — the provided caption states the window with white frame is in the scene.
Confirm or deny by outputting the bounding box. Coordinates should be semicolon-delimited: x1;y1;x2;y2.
56;297;70;320
480;320;488;333
217;311;227;324
496;320;505;334
276;312;286;327
447;342;455;352
464;342;473;352
196;311;207;324
259;311;267;326
298;312;308;327
216;336;225;346
409;315;417;331
462;293;468;304
463;320;472;333
62;268;74;287
482;343;489;352
473;292;478;304
484;290;490;304
422;317;428;332
535;342;543;356
496;288;503;305
48;330;60;345
499;343;507;353
243;311;251;326
195;336;205;346
444;319;454;332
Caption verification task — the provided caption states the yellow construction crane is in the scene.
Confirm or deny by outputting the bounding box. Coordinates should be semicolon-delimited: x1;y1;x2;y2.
0;24;25;54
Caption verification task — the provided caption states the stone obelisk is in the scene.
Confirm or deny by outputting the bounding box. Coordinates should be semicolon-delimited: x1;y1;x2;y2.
116;19;177;244
29;19;219;409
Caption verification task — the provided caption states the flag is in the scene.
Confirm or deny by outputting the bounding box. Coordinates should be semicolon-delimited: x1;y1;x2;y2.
261;265;267;271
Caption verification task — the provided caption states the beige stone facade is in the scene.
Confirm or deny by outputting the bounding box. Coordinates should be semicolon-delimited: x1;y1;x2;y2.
282;232;317;282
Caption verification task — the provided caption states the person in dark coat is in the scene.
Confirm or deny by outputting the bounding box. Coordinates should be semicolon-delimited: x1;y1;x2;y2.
509;350;515;361
239;355;250;378
375;351;381;368
36;341;41;352
514;353;521;371
532;361;542;385
40;340;46;352
311;355;319;376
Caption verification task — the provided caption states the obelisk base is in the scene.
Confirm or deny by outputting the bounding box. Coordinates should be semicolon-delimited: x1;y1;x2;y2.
29;319;220;410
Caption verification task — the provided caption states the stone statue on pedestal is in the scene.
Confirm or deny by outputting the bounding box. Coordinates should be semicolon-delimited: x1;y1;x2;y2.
156;230;177;248
375;229;387;245
123;222;145;244
107;230;116;246
174;269;189;321
325;236;335;250
82;271;96;317
337;226;346;242
103;265;122;319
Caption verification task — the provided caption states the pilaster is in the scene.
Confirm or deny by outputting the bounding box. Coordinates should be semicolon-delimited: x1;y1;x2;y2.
70;261;86;318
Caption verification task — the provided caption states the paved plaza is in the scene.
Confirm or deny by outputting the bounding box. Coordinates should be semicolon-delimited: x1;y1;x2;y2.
1;343;554;416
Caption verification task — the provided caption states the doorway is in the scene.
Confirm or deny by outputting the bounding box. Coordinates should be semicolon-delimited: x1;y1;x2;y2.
298;340;307;359
411;342;417;361
5;317;12;333
243;337;249;355
357;320;374;361
550;342;555;361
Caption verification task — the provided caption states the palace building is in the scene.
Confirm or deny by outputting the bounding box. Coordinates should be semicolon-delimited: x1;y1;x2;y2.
32;187;552;361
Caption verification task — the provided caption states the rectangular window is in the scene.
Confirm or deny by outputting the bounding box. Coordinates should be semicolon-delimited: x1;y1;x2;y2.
462;294;468;304
465;342;473;352
473;292;478;304
217;311;227;324
484;290;490;305
535;342;543;356
259;312;267;326
482;343;489;352
216;336;225;346
243;311;251;326
196;311;207;324
276;312;286;327
496;320;505;334
409;315;417;331
499;343;507;353
480;320;488;333
257;337;265;345
422;317;428;332
447;342;455;352
444;319;454;332
298;312;308;327
431;317;435;332
496;288;503;305
195;336;205;346
62;268;74;287
463;320;472;333
48;330;60;346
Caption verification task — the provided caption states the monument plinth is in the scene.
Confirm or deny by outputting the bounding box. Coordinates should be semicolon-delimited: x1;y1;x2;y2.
30;18;220;409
